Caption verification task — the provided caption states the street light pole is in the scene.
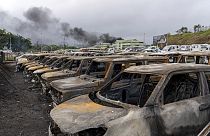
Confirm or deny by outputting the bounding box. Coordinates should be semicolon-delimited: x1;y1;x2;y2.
9;36;12;50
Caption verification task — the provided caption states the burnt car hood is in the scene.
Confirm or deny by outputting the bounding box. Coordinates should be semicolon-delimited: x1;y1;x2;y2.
33;67;59;74
26;63;39;68
17;58;28;64
28;65;47;71
50;76;100;93
24;62;36;66
50;94;127;134
41;70;76;81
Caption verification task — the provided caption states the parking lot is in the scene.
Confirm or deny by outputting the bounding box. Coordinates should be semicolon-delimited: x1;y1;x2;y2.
0;52;210;136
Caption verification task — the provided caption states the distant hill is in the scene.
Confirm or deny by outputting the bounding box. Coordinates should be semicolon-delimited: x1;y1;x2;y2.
168;29;210;45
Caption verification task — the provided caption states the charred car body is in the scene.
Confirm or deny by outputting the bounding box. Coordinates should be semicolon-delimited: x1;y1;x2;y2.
49;56;168;106
41;55;123;94
149;51;181;63
50;63;210;136
22;55;53;76
18;54;50;72
40;56;93;94
31;56;71;90
16;54;38;71
177;51;210;64
24;56;61;81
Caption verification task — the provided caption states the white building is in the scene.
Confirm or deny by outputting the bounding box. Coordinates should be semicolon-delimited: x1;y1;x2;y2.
112;39;144;50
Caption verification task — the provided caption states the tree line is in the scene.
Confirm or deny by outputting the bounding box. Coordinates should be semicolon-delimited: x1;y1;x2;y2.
0;29;32;52
176;24;208;34
0;29;79;52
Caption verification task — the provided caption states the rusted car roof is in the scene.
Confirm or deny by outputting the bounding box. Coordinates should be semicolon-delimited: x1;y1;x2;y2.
93;56;167;63
125;63;210;75
71;56;95;60
149;51;182;56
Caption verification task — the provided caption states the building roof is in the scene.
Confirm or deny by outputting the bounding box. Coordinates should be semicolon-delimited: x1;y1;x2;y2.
125;63;210;75
115;39;143;43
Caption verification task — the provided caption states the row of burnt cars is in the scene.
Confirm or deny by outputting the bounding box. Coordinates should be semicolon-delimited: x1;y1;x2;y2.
16;51;210;136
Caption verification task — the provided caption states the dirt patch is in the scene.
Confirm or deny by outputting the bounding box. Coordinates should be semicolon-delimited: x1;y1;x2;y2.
0;62;50;136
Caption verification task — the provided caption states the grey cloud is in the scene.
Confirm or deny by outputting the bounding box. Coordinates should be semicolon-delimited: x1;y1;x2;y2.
1;0;210;44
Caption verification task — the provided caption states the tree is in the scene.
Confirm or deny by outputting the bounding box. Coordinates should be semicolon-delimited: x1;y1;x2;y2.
176;27;188;34
180;27;188;33
194;24;201;33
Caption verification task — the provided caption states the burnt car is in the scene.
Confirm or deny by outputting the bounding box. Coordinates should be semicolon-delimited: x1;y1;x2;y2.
25;56;61;80
49;63;210;136
49;56;168;106
31;56;71;89
16;54;39;72
149;51;181;63
23;54;54;76
177;51;210;64
21;54;48;70
41;55;122;95
40;56;93;94
23;53;55;68
33;56;70;76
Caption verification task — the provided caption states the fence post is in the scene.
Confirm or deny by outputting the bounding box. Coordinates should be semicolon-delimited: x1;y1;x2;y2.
0;52;4;63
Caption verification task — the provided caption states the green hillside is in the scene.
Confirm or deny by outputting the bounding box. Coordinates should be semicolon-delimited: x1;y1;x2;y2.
168;29;210;45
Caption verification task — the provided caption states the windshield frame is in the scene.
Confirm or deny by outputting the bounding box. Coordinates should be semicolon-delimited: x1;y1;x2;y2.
85;60;111;79
96;71;164;108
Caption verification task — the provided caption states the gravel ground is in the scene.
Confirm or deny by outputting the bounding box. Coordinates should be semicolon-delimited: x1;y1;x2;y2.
0;62;50;136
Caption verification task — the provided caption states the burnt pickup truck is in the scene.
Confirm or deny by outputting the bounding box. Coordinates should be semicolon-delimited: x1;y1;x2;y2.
49;56;168;106
50;63;210;136
40;56;93;95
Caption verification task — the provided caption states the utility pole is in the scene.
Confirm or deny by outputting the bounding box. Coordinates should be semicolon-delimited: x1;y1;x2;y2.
166;33;168;46
63;36;66;49
9;35;12;50
143;33;146;45
40;32;43;52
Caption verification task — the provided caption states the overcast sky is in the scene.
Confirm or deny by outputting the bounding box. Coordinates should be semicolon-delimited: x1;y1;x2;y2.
1;0;210;44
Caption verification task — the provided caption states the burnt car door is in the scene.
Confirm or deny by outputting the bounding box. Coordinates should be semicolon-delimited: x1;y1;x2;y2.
155;72;210;136
78;59;92;74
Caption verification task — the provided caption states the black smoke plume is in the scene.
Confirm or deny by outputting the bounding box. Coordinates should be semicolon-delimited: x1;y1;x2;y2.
0;7;123;47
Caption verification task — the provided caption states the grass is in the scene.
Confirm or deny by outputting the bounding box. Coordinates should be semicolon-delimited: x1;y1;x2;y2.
168;29;210;45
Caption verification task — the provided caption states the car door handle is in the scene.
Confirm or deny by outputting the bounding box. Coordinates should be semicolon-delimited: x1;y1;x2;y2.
199;103;210;111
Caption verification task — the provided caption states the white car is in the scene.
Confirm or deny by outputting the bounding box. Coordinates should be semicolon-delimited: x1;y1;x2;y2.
144;46;161;53
191;44;209;51
179;45;191;51
161;45;180;52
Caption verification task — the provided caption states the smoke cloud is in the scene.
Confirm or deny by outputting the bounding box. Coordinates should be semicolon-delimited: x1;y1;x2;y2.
0;7;122;47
